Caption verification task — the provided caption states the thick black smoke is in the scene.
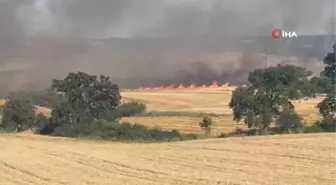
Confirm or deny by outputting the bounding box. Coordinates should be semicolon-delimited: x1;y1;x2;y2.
0;0;334;94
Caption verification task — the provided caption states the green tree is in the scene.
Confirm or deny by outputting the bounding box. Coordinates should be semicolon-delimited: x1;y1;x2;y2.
229;64;314;132
1;97;37;132
7;90;62;108
317;44;336;130
322;44;336;86
50;72;121;127
276;109;303;133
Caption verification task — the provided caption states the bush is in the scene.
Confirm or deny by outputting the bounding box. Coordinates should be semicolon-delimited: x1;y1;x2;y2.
199;116;212;137
117;102;147;117
34;113;50;132
40;121;196;142
276;109;303;133
199;116;212;129
1;97;37;132
143;111;221;118
303;125;325;133
7;90;61;108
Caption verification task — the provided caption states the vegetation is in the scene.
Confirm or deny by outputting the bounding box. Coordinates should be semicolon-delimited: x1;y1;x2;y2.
117;102;147;117
1;44;335;140
49;72;121;126
199;116;212;136
7;90;61;108
142;111;222;118
43;121;196;142
229;64;313;133
1;96;37;132
316;44;336;131
276;109;303;134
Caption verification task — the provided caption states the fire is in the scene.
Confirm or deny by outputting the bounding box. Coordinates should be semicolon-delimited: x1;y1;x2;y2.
209;81;219;88
221;82;230;87
189;84;196;88
132;81;233;91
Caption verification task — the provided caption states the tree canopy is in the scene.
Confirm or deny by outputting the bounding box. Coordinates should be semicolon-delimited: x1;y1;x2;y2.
229;64;314;130
50;72;121;125
1;96;36;132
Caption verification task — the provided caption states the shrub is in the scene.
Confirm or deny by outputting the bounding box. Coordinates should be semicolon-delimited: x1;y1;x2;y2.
41;121;196;142
199;116;212;137
143;111;221;118
199;116;212;128
276;109;303;133
303;125;325;133
7;90;61;108
1;97;36;132
117;102;147;117
34;113;50;132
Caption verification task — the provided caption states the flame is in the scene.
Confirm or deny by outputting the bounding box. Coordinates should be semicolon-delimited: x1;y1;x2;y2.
189;84;196;88
167;84;176;89
178;84;185;88
209;81;219;88
132;81;233;91
221;82;230;87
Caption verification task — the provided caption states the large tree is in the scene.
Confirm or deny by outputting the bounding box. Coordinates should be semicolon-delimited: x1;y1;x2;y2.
317;44;336;129
50;72;121;126
229;64;314;131
1;97;36;132
322;44;336;85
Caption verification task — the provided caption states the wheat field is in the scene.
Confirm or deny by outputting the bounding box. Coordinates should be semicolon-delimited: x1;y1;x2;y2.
0;133;335;185
121;88;324;135
0;88;334;185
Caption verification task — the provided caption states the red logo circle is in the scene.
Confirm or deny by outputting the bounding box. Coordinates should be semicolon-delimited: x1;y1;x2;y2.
272;29;282;39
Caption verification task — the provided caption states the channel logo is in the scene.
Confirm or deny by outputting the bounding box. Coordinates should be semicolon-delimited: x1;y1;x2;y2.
272;29;298;39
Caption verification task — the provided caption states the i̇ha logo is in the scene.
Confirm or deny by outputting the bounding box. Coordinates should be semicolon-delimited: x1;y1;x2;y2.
272;29;298;39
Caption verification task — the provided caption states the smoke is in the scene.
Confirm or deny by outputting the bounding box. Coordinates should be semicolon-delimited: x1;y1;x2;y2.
0;0;334;94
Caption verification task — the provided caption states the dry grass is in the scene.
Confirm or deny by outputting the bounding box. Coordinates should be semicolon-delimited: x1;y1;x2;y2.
122;88;234;114
0;133;334;185
121;88;324;134
0;86;333;185
122;116;245;136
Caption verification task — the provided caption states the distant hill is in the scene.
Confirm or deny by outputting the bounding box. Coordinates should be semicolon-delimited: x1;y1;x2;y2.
96;34;336;59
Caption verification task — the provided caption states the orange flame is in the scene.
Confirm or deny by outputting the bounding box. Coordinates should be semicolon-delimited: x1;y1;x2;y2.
209;81;219;88
178;84;185;88
189;84;196;88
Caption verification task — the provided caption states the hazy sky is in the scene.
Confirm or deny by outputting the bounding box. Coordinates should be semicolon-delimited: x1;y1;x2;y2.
7;0;336;39
0;0;334;93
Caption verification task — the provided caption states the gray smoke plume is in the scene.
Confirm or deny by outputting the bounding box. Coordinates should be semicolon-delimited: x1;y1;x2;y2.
0;0;334;94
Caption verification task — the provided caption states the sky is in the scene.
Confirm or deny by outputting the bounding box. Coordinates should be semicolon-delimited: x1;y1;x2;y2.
11;0;336;39
0;0;335;93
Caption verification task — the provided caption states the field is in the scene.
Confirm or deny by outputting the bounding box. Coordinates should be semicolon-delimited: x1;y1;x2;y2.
121;87;324;135
0;133;335;185
0;87;334;185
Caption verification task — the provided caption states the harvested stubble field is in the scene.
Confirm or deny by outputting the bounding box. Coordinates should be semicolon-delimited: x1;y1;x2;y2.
121;88;324;135
0;88;334;185
0;133;335;185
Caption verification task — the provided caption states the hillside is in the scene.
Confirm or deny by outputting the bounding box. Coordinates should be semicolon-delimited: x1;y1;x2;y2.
0;133;334;185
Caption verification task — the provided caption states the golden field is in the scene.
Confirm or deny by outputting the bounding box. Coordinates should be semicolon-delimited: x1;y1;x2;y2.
0;133;335;185
121;88;324;135
0;88;335;185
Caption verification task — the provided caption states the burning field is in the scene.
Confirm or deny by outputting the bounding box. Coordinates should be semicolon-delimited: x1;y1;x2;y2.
121;82;323;135
0;82;334;185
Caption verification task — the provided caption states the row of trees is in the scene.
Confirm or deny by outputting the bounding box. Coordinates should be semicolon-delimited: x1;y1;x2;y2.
0;72;194;141
0;44;335;139
229;44;336;133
